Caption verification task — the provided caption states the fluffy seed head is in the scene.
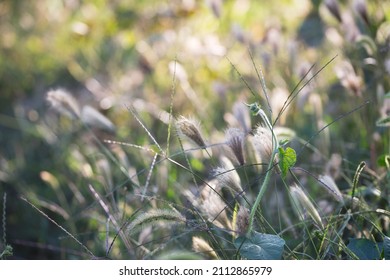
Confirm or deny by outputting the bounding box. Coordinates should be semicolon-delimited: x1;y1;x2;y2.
213;156;243;194
252;125;273;163
46;88;80;119
176;116;206;148
126;209;186;235
335;61;363;97
192;236;218;259
290;184;324;230
225;128;246;165
184;180;232;230
235;206;250;235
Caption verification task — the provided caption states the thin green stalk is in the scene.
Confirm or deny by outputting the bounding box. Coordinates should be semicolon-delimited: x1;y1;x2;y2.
247;148;278;235
247;107;279;235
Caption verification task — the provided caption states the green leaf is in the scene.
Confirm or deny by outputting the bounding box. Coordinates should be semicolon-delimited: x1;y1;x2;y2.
278;147;296;179
384;236;390;260
234;231;285;260
347;238;383;260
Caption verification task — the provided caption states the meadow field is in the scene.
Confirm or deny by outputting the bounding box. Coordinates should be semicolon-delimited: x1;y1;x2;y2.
0;0;389;260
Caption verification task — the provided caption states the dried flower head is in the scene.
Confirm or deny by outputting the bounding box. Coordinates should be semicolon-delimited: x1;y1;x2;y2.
252;125;273;163
46;88;80;119
318;174;343;202
184;180;232;230
176;116;206;148
213;156;243;194
192;236;218;259
290;184;324;230
225;128;246;166
235;206;250;235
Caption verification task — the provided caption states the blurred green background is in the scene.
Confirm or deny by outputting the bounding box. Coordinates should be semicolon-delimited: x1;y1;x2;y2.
0;0;389;259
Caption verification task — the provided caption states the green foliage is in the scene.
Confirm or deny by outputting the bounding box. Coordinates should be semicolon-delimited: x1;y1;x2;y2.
234;232;285;260
347;238;383;260
277;147;297;179
0;0;389;260
384;236;390;260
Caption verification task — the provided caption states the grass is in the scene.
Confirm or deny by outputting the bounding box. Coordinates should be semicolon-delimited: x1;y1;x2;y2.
0;0;389;260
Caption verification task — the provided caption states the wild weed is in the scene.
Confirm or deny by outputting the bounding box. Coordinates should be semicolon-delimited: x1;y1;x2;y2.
7;0;389;260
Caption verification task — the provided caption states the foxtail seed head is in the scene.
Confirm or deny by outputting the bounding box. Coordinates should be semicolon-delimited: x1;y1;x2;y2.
225;128;246;166
252;125;273;163
235;206;250;235
213;156;243;194
176;116;206;148
192;236;218;259
290;184;324;230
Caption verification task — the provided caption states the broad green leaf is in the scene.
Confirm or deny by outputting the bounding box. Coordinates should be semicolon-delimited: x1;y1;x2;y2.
384;236;390;260
347;238;383;260
234;232;285;260
278;147;297;179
